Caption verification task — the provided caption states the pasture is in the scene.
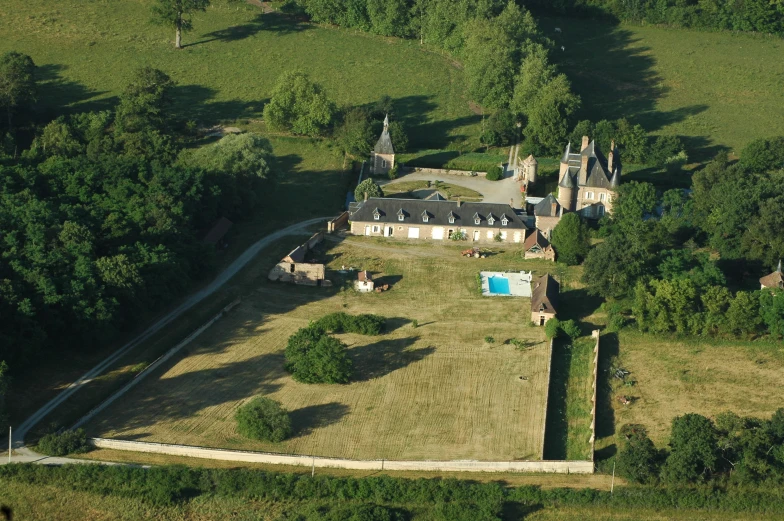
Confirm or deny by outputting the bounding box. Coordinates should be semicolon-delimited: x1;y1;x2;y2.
85;237;553;461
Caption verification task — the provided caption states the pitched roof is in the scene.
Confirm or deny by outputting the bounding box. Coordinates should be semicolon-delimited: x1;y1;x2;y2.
351;198;528;230
203;217;233;245
523;229;551;251
760;261;784;288
373;116;394;154
534;194;561;217
424;191;447;201
531;274;559;315
358;270;372;282
560;138;619;189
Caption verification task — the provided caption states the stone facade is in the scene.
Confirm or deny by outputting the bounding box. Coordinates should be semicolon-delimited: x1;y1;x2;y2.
523;229;556;261
370;114;395;177
530;274;559;326
350;220;525;243
557;136;620;219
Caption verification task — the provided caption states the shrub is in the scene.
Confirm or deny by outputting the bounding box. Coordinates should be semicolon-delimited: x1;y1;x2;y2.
36;428;90;456
450;230;467;241
617;424;660;484
284;326;353;384
493;232;502;242
484;335;495;344
411;319;418;328
560;319;582;340
485;166;503;181
544;318;560;339
354;178;382;201
278;503;406;521
387;164;399;180
314;312;385;335
235;397;292;442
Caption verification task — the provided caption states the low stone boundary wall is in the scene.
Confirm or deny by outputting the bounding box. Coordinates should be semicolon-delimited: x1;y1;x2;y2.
327;212;349;233
402;166;487;177
89;438;594;474
72;299;242;430
540;338;554;459
589;330;601;459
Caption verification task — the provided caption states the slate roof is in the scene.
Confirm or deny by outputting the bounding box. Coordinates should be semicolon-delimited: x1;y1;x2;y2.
523;229;551;251
559;139;619;189
373;115;394;154
531;274;559;315
534;194;561;217
203;217;233;245
760;260;783;289
351;197;528;230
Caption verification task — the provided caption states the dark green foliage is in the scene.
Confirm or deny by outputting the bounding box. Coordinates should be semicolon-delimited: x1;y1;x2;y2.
235;397;292;442
36;429;90;456
263;71;336;136
759;289;784;339
0;361;9;429
431;501;502;521
550;212;590;265
616;424;660;484
355;178;382;200
284;326;353;384
544;317;560;339
336;107;374;158
0;51;36;134
386;120;408;153
662;414;719;484
277;502;405;521
151;0;211;48
485;165;502;181
559;319;581;340
582;234;649;299
649;135;686;167
313;312;386;335
739;137;784;173
480;109;517;147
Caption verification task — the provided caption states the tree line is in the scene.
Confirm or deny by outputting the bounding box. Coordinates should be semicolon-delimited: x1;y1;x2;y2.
0;54;275;427
524;0;784;35
576;137;784;339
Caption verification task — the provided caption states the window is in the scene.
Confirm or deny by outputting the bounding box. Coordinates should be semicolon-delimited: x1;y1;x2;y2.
488;217;495;225
398;214;404;221
501;218;508;226
381;159;386;168
599;192;606;202
423;215;429;223
500;231;507;240
372;225;380;233
374;213;380;220
486;230;494;239
586;192;594;200
474;218;480;225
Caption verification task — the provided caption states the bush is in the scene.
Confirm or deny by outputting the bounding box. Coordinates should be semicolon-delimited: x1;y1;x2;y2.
560;319;581;340
284;326;353;384
450;230;467;241
485;166;503;181
616;424;660;484
484;335;495;344
36;428;90;456
355;178;382;201
387;164;399;180
544;318;560;339
235;397;292;442
493;232;502;242
314;312;385;335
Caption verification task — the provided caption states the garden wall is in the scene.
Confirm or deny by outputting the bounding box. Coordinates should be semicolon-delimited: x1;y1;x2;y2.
401;166;487;177
89;438;595;474
589;330;601;460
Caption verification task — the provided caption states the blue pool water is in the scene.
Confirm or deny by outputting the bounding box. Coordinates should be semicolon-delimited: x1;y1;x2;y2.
487;276;511;295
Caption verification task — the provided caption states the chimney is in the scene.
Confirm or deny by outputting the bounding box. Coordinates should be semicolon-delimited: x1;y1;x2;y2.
559;205;564;217
608;150;614;173
364;191;368;202
510;198;514;208
581;153;589;175
551;202;557;215
457;196;462;207
581;135;589;151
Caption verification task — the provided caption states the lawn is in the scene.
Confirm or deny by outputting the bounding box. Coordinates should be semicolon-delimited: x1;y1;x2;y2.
541;17;784;160
381;180;483;201
85;237;553;461
601;331;784;446
398;149;508;171
0;0;480;150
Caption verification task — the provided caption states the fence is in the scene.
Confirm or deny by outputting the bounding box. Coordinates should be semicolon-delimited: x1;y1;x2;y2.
72;299;242;430
589;330;601;460
89;438;595;474
401;166;487;177
327;212;349;233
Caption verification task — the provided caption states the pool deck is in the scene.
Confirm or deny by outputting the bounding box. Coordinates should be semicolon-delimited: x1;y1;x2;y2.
480;271;533;297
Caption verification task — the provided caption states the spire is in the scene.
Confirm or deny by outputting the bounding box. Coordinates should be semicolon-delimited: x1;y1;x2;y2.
560;142;571;163
610;168;620;188
778;259;782;273
383;113;389;131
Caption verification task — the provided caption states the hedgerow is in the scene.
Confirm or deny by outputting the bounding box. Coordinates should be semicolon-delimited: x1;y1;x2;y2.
313;313;386;336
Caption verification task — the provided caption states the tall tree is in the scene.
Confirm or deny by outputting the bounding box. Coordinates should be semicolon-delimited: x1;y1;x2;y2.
151;0;210;49
0;51;36;134
263;71;336;136
550;212;590;265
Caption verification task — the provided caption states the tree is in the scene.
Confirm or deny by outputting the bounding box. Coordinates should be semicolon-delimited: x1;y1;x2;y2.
0;361;8;429
366;0;410;36
759;288;784;339
617;424;660;484
480;109;516;147
485;165;503;181
151;0;210;49
582;234;650;298
615;118;648;164
725;290;761;336
662;414;719;484
387;120;408;152
544;317;560;339
263;71;336;136
559;319;581;340
284;326;353;384
336;108;374;158
354;178;381;201
550;213;590;265
0;51;36;133
115;67;175;135
739;136;784;173
235;397;292;442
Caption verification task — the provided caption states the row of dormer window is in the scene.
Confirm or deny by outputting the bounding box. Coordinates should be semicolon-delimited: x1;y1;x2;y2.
372;208;510;226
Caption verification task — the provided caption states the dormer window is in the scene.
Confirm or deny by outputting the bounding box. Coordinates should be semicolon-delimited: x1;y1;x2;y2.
488;216;495;226
447;211;456;224
501;217;508;226
373;208;381;221
397;209;405;221
422;211;430;223
475;219;480;225
473;212;481;225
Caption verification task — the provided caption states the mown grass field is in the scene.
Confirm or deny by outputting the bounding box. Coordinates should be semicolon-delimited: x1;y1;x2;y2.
85;237;554;461
3;479;781;521
603;331;784;445
381;180;483;201
542;17;784;160
0;0;480;150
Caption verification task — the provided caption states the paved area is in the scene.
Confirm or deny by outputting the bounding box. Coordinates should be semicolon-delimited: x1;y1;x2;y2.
481;271;533;297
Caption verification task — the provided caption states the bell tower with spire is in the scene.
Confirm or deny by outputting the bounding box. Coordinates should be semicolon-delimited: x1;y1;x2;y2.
370;114;395;177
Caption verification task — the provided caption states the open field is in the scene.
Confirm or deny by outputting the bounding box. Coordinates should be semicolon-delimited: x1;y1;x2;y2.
85;237;554;461
381;180;483;201
543;17;784;160
0;0;480;150
602;331;784;445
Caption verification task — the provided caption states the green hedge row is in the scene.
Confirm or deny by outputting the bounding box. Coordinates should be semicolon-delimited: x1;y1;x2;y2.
313;313;386;336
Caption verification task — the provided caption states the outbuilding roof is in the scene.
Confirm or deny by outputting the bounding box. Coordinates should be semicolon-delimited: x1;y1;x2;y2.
351;198;528;230
531;274;559;315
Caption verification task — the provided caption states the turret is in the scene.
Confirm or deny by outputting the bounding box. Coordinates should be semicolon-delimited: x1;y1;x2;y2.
522;154;538;184
557;173;575;211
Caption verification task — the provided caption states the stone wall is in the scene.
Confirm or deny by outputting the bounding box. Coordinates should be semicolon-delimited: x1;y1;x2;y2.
328;212;349;233
350;221;525;244
401;166;487;177
89;438;595;474
589;330;601;460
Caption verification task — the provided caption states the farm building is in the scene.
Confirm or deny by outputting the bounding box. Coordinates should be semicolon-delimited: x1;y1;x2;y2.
268;232;331;287
349;197;528;243
530;274;559;326
523;229;556;261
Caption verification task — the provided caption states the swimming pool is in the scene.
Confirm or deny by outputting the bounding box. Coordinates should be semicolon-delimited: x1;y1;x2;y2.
487;276;511;295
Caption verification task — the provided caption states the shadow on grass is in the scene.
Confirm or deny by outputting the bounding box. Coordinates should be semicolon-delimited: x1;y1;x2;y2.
290;402;350;437
172;84;266;123
350;337;434;382
189;13;312;48
384;315;410;333
596;332;619;438
542;336;572;460
36;64;118;118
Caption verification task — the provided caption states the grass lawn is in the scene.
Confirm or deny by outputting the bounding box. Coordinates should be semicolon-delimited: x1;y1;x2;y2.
399;149;508;171
382;180;482;201
85;237;553;461
0;0;480;150
600;331;784;446
541;17;784;160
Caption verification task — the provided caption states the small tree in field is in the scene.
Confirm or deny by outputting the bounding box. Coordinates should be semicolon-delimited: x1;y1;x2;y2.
0;51;36;133
617;424;660;484
263;71;336;136
151;0;210;49
285;326;353;384
235;397;292;442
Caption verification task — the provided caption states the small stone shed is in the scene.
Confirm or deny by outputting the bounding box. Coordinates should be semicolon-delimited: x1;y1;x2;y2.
268;232;331;287
355;270;375;293
523;229;556;261
530;274;559;326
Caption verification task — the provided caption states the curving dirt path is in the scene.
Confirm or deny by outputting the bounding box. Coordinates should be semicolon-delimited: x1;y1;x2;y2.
10;217;329;459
